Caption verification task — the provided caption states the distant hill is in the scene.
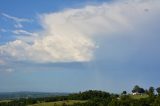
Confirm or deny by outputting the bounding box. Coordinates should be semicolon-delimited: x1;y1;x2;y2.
0;92;69;100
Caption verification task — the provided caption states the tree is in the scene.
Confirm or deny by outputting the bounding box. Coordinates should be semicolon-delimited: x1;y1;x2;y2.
149;87;154;96
139;88;145;94
121;91;127;95
132;85;145;94
145;89;149;94
132;85;141;93
156;87;160;95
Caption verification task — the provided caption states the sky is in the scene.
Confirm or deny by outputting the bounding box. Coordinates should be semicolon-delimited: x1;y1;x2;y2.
0;0;160;93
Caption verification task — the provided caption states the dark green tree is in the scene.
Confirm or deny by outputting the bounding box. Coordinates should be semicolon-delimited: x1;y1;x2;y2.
156;87;160;96
121;91;127;95
149;87;154;96
132;85;141;93
139;88;145;93
132;85;145;94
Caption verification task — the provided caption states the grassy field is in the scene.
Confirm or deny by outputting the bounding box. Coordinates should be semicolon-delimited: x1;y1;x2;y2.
0;100;12;103
28;100;87;106
130;94;149;99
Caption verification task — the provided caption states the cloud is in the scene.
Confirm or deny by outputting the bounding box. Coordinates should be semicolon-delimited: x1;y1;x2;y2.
1;13;32;28
0;0;160;63
0;28;7;33
0;36;95;63
0;59;5;65
0;67;15;73
5;68;15;73
11;30;39;42
12;30;38;36
0;59;13;73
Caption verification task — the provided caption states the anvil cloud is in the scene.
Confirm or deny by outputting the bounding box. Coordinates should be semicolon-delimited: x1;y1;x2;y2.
0;0;160;63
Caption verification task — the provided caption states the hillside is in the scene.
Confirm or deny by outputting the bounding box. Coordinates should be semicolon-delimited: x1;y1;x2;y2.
0;92;68;100
0;85;160;106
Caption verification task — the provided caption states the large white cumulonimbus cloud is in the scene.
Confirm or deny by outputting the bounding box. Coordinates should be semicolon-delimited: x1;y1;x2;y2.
0;0;160;63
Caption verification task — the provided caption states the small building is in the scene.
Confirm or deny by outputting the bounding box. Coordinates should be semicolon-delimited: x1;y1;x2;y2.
132;92;140;95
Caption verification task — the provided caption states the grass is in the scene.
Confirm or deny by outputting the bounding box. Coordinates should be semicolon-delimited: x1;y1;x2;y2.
0;100;12;103
28;100;87;106
129;94;149;99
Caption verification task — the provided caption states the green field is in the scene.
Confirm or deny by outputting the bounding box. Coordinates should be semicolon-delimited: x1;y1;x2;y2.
28;100;87;106
130;94;149;99
0;100;12;103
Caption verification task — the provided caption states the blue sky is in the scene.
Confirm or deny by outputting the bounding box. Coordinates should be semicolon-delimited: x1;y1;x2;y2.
0;0;160;93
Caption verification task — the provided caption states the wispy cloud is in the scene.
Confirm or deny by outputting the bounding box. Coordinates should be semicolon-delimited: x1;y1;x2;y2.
5;68;15;73
0;67;15;73
0;28;7;32
1;13;32;28
12;30;39;42
0;0;159;63
12;29;38;36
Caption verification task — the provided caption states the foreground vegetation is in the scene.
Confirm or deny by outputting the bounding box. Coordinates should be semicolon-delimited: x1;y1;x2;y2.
29;100;87;106
129;94;149;99
0;85;160;106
